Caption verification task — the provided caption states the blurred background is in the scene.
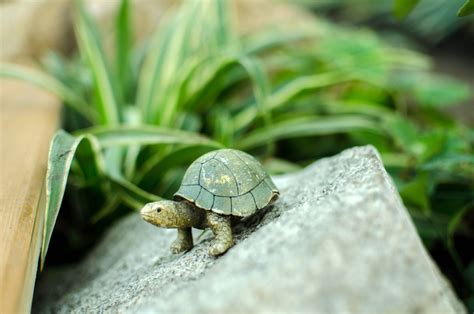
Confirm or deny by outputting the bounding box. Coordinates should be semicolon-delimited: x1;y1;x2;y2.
1;0;473;310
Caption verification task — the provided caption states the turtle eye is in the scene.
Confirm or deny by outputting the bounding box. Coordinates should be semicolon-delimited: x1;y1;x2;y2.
155;207;162;213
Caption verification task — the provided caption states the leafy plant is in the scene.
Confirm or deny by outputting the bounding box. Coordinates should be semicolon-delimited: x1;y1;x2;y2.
394;0;474;19
458;0;474;16
297;0;474;43
1;0;472;309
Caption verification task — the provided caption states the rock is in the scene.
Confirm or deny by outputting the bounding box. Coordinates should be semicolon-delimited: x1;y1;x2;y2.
33;146;465;313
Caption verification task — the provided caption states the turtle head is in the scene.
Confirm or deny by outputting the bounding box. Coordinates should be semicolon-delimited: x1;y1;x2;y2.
140;200;198;228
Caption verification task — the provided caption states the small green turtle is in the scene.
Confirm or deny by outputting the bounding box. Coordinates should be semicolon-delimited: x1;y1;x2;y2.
140;148;279;256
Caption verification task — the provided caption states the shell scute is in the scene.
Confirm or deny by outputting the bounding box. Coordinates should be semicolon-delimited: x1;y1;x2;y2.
212;196;232;215
181;162;201;185
251;180;273;209
232;193;257;216
195;188;214;210
200;158;238;196
175;185;201;201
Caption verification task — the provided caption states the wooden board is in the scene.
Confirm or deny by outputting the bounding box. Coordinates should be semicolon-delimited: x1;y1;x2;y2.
0;79;60;313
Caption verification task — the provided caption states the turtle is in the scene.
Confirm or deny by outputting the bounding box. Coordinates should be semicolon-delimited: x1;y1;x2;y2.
140;148;279;256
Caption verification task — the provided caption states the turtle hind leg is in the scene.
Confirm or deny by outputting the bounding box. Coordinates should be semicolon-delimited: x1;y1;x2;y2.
206;211;233;256
171;228;193;254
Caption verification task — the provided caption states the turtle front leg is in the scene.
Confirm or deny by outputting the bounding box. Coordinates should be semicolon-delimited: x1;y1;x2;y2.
171;228;193;254
206;212;233;256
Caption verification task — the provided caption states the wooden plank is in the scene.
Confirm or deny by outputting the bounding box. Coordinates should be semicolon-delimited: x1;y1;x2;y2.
0;79;60;313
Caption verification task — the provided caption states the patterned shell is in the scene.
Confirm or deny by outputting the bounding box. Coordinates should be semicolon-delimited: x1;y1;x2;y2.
174;149;279;217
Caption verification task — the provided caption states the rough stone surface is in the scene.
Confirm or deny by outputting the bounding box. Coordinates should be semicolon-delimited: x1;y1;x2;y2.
33;146;465;313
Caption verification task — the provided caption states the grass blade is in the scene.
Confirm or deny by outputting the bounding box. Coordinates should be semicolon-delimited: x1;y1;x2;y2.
210;109;235;147
262;157;303;175
458;0;474;16
77;126;224;148
107;173;161;208
0;63;93;122
116;0;132;103
394;0;421;20
137;0;235;126
136;2;199;124
74;0;120;125
137;144;219;191
234;71;349;131
182;55;271;118
243;31;314;55
237;116;381;150
41;130;105;269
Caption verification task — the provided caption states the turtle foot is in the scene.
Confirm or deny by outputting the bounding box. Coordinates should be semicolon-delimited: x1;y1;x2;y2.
209;240;232;256
170;239;193;254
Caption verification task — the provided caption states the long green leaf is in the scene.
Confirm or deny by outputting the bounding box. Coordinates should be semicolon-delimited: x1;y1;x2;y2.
41;130;105;269
239;56;271;124
182;55;271;120
137;144;219;190
74;0;120;125
394;0;421;20
77;126;224;148
155;2;217;126
237;116;381;150
107;173;161;207
458;0;474;16
263;157;303;175
135;16;176;122
234;71;349;131
0;64;93;122
210;109;235;147
137;0;235;126
243;31;315;55
116;0;132;103
136;1;199;123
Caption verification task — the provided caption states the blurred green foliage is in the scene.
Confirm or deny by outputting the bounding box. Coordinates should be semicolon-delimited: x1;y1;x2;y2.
297;0;474;43
0;0;472;308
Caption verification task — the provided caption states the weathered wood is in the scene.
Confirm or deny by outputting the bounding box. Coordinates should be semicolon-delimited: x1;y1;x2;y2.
0;79;60;313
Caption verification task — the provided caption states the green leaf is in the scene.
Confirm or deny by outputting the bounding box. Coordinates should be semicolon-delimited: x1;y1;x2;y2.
122;107;142;179
385;116;421;157
413;75;471;108
74;0;120;125
237;116;381;150
41;130;105;269
399;174;430;213
137;144;219;191
180;55;242;111
243;31;314;55
447;203;473;241
107;173;161;209
136;0;237;126
116;0;132;103
214;0;233;47
234;71;348;131
394;0;421;20
458;0;474;16
263;158;302;175
381;152;412;168
0;64;93;122
210;109;235;147
92;195;120;223
420;154;474;177
78;126;224;148
185;55;273;142
239;56;272;125
136;1;201;124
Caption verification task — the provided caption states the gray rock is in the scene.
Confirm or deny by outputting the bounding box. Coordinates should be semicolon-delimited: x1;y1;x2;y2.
33;146;465;313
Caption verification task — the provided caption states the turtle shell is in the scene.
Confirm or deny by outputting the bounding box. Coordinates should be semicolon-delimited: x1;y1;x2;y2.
174;149;279;217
